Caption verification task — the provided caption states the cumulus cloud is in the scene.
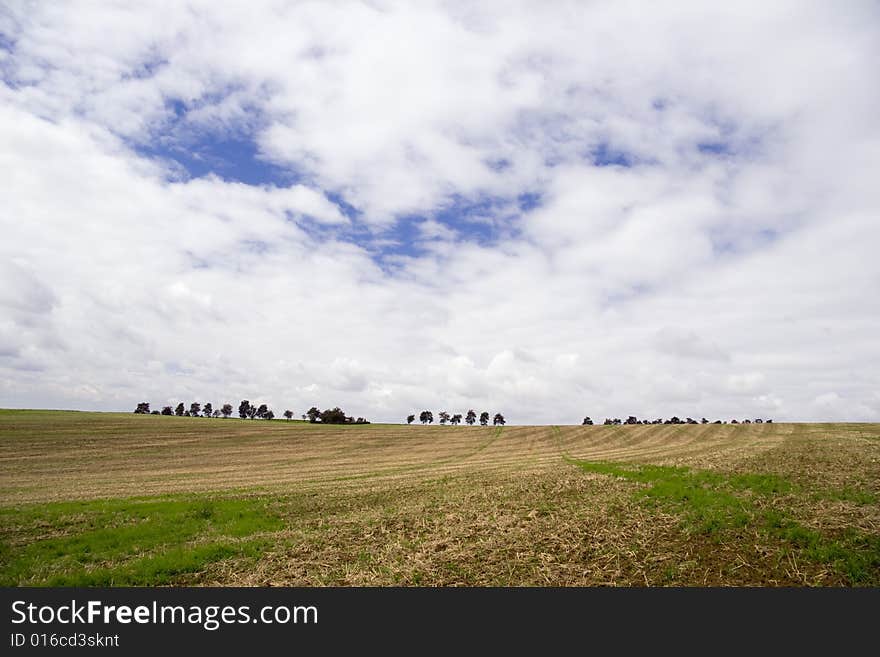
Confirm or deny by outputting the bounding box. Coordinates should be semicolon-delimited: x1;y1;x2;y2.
1;1;879;422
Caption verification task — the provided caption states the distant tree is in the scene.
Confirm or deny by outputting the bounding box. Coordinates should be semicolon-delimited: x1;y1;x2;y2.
701;417;708;424
150;410;160;415
213;409;222;418
203;403;213;418
625;416;638;425
438;411;450;425
265;410;275;420
134;402;150;414
162;406;173;416
247;404;258;420
221;403;233;419
238;400;250;419
284;410;293;421
755;419;763;424
406;414;415;425
613;418;622;425
713;420;722;424
175;403;185;416
419;410;433;425
184;411;191;417
766;419;773;423
479;412;489;426
465;410;476;426
731;419;739;424
603;418;613;425
582;416;593;425
686;418;698;425
306;407;321;423
493;413;505;426
451;413;462;425
256;404;269;419
190;402;201;417
320;407;348;424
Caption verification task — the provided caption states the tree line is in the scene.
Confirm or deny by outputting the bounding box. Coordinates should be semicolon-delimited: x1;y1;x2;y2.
581;415;773;425
406;410;505;426
133;401;369;424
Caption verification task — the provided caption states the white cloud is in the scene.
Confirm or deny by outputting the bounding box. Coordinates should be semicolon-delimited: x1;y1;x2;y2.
1;1;879;422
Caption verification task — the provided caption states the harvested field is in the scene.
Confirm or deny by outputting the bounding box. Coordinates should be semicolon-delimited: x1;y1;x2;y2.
1;410;878;586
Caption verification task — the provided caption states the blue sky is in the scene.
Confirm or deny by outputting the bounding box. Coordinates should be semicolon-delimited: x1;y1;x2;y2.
1;1;879;422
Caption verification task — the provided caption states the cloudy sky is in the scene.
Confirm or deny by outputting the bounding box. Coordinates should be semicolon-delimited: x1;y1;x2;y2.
1;1;878;423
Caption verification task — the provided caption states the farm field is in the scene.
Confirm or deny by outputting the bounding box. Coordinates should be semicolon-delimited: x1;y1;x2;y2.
1;409;878;586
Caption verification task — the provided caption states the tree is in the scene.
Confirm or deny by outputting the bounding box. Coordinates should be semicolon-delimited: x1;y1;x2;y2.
162;406;173;416
213;409;222;418
238;400;250;419
184;411;191;417
320;407;348;424
284;410;293;421
419;410;433;425
190;402;201;417
150;410;160;415
701;417;709;424
256;404;269;419
406;414;415;424
134;402;150;414
306;407;321;423
221;403;233;419
451;414;462;425
264;410;275;420
479;412;489;426
465;410;476;426
203;403;213;418
625;416;638;425
247;404;258;420
175;403;185;416
493;413;505;426
438;411;450;425
582;416;593;425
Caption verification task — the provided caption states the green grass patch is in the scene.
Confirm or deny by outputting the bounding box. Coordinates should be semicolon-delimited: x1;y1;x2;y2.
762;510;880;584
571;459;879;584
814;487;877;506
572;461;762;535
0;495;283;586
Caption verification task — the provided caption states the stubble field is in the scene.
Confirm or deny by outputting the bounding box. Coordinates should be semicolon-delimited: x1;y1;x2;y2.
1;410;878;586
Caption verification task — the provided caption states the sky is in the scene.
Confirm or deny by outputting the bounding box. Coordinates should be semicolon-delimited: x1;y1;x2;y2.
1;1;879;423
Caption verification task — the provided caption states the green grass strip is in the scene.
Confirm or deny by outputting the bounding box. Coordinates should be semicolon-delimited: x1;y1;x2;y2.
0;496;283;586
570;459;879;584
